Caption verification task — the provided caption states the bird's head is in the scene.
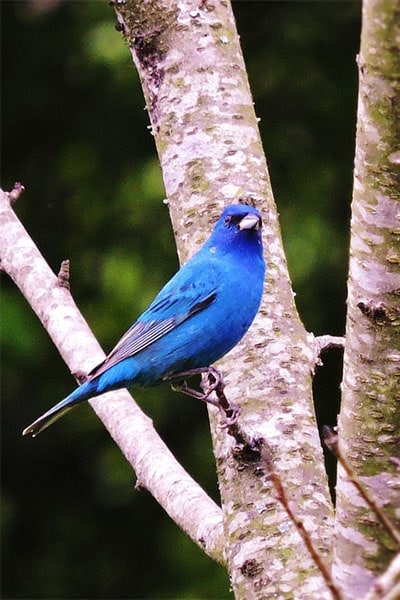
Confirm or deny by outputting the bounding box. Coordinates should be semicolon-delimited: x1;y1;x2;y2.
207;204;263;256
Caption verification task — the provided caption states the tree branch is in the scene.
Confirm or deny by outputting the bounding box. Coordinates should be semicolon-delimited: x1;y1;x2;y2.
0;188;225;563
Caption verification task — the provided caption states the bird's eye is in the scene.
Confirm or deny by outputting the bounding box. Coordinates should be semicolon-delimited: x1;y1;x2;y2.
224;214;243;228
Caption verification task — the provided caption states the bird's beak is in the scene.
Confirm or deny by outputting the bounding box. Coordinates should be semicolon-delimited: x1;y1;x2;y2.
239;213;261;231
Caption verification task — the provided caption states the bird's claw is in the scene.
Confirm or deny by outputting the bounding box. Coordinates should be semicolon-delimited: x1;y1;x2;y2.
217;402;241;428
169;366;241;427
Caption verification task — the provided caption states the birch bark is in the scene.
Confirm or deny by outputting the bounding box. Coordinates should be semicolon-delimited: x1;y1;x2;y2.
113;1;334;597
333;0;400;595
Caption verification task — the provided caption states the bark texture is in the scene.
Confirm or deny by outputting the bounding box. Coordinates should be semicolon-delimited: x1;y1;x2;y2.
114;1;334;597
334;0;400;596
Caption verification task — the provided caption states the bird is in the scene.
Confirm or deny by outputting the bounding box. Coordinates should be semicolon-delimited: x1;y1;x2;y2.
23;203;265;437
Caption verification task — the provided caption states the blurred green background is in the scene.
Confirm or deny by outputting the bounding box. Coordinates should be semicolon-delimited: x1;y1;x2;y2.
2;1;360;598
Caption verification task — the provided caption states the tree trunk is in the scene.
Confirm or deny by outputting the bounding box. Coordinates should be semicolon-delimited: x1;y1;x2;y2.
333;0;400;596
113;1;334;597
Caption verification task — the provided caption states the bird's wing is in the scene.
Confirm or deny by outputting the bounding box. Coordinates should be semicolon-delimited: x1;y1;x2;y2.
87;273;218;380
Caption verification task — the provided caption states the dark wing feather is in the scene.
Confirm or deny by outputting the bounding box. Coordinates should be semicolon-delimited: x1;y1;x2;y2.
88;291;217;380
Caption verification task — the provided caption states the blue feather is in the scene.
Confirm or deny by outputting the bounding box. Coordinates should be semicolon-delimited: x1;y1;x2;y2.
23;204;265;436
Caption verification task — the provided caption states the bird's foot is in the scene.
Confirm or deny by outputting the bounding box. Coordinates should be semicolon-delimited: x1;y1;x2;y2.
169;366;241;426
204;367;241;426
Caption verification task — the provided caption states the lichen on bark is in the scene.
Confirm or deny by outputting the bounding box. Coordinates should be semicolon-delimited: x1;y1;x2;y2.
334;0;400;595
114;1;334;598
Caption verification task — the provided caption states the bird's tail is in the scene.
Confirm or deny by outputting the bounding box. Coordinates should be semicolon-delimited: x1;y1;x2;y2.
22;379;100;438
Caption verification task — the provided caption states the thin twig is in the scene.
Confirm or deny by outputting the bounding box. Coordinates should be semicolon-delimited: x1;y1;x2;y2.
323;426;400;548
172;366;260;455
261;443;343;600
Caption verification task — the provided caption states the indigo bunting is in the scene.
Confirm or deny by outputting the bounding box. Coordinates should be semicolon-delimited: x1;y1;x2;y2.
23;204;265;437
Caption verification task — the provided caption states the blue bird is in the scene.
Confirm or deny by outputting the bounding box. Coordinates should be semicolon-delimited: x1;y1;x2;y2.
23;204;265;437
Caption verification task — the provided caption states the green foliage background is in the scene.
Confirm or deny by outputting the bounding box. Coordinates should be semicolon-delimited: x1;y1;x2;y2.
2;2;360;598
